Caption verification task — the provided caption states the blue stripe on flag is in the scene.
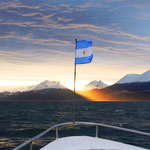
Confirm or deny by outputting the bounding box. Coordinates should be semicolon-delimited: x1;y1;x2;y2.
75;54;93;64
76;40;92;49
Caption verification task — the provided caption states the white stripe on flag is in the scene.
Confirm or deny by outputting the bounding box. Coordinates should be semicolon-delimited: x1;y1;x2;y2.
76;47;92;58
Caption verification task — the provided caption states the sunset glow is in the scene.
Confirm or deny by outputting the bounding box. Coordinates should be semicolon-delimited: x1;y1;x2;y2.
78;90;115;101
0;79;89;91
0;1;150;150
0;80;38;86
61;80;89;90
0;0;150;92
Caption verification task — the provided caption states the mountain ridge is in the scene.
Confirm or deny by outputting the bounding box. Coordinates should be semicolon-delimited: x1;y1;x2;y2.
83;80;108;90
31;80;65;91
117;70;150;84
0;88;87;101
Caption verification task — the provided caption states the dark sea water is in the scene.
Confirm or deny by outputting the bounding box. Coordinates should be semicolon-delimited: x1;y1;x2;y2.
0;101;150;150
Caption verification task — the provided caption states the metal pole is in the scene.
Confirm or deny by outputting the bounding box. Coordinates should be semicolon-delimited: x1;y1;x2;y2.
74;39;77;93
29;142;33;150
56;127;58;140
73;39;77;123
95;125;98;138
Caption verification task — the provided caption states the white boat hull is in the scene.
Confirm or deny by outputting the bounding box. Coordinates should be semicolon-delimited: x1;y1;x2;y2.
40;136;148;150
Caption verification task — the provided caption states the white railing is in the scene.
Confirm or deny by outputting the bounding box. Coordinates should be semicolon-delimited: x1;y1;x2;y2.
12;121;150;150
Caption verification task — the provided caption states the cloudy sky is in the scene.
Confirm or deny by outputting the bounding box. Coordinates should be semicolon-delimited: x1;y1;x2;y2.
0;0;150;89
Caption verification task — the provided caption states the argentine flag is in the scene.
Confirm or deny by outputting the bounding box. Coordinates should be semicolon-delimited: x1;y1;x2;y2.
75;40;93;64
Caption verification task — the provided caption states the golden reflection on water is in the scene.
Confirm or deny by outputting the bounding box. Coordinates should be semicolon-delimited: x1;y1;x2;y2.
77;90;115;101
0;138;26;147
0;137;55;149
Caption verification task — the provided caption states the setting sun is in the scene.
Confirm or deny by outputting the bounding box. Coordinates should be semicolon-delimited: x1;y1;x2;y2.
61;80;89;90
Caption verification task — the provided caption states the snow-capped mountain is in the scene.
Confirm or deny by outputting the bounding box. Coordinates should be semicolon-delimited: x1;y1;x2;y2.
83;80;108;90
117;74;140;84
0;80;66;92
136;70;150;82
117;70;150;84
32;80;65;91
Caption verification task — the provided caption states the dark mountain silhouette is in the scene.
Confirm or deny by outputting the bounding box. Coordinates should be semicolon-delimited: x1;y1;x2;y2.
1;81;150;101
79;81;150;101
0;88;87;101
108;81;150;92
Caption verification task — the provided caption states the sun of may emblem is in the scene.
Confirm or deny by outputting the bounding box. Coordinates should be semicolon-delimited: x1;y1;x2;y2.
83;50;85;55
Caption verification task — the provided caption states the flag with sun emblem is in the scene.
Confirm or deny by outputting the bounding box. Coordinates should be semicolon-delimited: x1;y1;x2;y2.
75;40;93;64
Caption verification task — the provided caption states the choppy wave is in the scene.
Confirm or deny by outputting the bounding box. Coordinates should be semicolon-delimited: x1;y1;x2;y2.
0;101;150;149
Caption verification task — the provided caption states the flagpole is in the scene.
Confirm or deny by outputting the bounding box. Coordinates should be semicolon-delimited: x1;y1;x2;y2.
73;39;77;123
74;39;77;93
